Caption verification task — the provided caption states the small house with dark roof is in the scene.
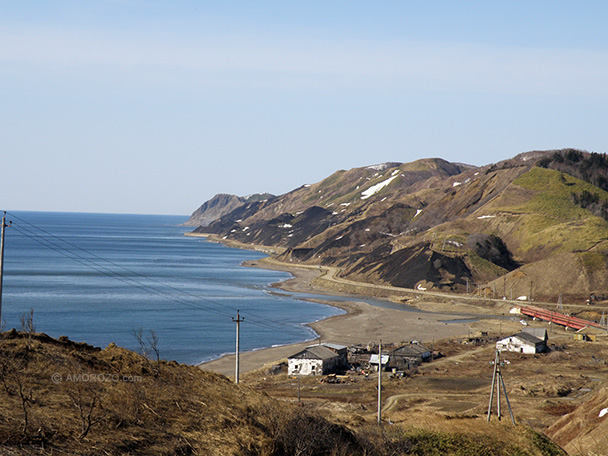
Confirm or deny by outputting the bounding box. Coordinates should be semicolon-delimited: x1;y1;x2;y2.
288;344;347;376
389;342;431;370
496;331;546;354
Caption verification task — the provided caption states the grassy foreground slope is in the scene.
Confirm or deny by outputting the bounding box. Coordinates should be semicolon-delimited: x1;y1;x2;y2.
0;330;566;455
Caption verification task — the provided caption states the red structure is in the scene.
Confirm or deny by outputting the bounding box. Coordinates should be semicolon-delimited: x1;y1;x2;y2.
519;305;602;331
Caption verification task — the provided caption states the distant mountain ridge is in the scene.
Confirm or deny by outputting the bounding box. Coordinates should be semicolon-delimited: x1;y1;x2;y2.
184;192;274;226
190;150;608;302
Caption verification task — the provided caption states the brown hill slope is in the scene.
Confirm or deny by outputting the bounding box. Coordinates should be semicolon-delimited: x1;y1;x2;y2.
192;149;608;303
546;382;608;455
185;193;275;227
0;330;360;455
0;330;566;455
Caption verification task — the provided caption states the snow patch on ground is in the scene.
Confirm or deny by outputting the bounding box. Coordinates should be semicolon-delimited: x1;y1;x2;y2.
366;163;391;171
361;175;398;199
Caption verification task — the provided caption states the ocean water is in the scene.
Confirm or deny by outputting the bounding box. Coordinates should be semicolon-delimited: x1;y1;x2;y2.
1;211;343;364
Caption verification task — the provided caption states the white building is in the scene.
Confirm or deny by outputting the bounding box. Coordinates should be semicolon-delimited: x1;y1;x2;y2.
288;344;345;376
368;354;390;372
496;332;546;354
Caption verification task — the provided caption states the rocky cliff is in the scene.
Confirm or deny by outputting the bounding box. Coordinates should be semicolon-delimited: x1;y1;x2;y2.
184;192;274;226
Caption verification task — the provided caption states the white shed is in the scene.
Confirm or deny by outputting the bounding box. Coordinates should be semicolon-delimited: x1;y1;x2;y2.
288;345;342;376
369;354;390;371
496;332;546;354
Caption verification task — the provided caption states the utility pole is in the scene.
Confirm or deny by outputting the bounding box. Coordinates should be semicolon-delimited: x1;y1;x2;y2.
487;350;515;425
232;310;244;384
529;281;533;303
297;376;301;404
377;340;382;426
0;212;12;327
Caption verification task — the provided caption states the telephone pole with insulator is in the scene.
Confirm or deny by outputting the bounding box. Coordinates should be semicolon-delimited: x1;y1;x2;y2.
0;212;12;327
232;310;244;384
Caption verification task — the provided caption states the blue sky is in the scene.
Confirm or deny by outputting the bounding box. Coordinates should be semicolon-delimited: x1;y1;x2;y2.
2;1;608;215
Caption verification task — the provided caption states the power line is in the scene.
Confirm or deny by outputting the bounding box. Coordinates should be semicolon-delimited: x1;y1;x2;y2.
6;213;313;337
11;223;231;316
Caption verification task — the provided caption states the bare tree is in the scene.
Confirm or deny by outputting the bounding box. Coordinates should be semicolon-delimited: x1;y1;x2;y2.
67;384;106;440
0;355;34;436
19;308;35;334
133;328;161;376
133;328;149;359
20;308;35;349
147;330;160;364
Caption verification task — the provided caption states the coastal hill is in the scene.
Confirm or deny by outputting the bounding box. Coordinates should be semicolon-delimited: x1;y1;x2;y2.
191;149;608;303
184;192;275;227
0;329;567;455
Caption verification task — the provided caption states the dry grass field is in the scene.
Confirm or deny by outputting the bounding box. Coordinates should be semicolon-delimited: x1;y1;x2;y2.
0;327;572;455
242;324;608;456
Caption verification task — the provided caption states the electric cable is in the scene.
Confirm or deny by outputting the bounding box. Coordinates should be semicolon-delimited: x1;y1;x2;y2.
7;212;319;336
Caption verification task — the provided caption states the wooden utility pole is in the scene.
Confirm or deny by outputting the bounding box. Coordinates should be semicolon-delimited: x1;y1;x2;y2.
297;376;301;404
487;350;515;425
529;281;534;303
0;212;11;326
232;310;244;384
377;340;382;425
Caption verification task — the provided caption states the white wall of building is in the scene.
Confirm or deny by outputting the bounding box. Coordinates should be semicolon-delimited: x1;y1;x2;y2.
496;336;538;354
288;358;324;376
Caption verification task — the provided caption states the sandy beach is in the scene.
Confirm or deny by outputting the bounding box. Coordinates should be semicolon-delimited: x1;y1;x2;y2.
199;256;509;378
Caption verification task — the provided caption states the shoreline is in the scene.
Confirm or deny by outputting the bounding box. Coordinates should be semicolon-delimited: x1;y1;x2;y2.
198;245;514;378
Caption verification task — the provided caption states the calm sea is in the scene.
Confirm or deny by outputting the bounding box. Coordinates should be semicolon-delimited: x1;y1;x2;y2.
1;211;343;364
